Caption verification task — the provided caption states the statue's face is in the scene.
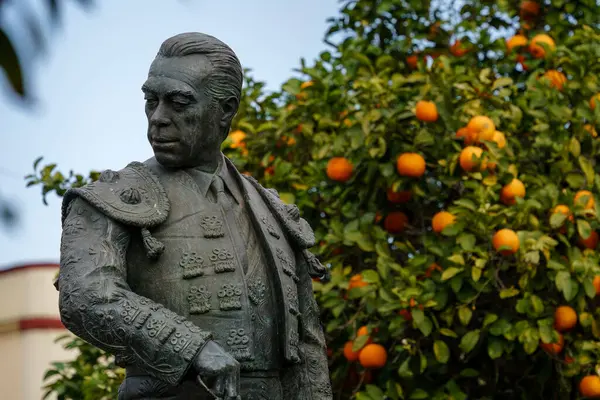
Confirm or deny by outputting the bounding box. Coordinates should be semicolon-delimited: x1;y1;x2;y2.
142;54;223;168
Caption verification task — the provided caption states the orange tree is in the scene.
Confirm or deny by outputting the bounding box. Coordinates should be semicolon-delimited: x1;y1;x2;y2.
32;0;600;399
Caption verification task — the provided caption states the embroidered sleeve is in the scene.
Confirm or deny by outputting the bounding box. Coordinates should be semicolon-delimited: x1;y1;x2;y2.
58;197;212;386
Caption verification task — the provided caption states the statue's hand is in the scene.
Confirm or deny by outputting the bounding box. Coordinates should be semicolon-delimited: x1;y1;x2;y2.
193;340;240;400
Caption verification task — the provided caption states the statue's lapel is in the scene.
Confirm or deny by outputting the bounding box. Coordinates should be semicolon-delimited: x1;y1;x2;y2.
223;157;315;250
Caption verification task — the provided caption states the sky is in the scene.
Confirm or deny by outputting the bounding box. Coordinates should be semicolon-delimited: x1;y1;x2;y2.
0;0;341;269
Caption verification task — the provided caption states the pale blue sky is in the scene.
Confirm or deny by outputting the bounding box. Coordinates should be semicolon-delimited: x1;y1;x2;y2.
0;0;340;269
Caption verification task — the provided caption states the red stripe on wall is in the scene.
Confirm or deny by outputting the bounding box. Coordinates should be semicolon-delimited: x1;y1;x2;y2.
18;318;65;331
0;263;59;276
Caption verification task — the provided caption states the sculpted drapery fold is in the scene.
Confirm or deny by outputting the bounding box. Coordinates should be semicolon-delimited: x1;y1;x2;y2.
281;251;333;400
58;197;212;386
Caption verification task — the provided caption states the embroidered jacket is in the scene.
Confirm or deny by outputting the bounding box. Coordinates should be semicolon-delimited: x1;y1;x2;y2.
57;155;331;399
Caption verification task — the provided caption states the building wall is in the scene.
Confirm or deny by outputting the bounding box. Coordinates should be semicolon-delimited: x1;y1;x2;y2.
0;263;74;400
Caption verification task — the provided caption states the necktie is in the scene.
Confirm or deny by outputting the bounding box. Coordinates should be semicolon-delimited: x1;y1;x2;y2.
210;175;233;210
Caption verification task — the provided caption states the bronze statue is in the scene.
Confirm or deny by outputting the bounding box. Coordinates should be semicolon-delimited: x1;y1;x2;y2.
56;32;332;400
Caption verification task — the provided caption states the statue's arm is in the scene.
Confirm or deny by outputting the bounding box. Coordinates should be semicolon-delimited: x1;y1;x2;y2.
58;197;212;386
282;250;333;399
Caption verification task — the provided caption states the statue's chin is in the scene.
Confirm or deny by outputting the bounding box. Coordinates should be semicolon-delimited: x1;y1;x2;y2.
153;152;184;169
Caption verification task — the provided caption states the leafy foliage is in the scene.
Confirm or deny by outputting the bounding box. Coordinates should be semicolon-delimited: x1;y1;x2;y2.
42;335;124;400
33;0;600;398
0;0;94;99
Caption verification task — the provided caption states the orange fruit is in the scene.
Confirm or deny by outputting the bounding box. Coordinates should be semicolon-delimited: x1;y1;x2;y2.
459;146;486;172
300;80;314;89
456;127;478;145
356;326;373;345
357;326;369;337
384;211;409;234
423;263;443;279
564;355;575;364
407;54;419;69
529;34;555;59
574;190;595;210
492;229;520;255
580;375;600;399
450;40;469;57
553;204;573;221
516;54;530;71
467;116;496;141
374;211;383;224
348;274;368;290
552;205;574;234
415;100;439;122
397;153;426;177
584;124;598;138
520;1;541;19
593;276;600;295
540;332;564;354
506;34;528;53
229;130;247;148
554;305;577;332
591;93;600;110
358;343;387;369
579;231;599;249
543;70;567;91
343;341;360;361
295;91;308;101
387;188;412;203
326;157;353;182
398;309;412;321
432;211;456;233
501;178;526;205
491;131;506;148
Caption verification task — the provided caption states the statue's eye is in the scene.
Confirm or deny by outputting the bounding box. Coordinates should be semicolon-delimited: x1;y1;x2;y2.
172;99;190;111
145;97;158;107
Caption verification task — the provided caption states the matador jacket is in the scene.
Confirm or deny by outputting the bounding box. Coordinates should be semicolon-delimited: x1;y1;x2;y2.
56;155;332;399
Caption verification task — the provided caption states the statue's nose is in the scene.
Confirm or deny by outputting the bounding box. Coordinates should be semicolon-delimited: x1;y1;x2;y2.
150;103;171;127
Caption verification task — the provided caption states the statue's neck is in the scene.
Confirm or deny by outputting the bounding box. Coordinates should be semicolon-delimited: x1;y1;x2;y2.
189;152;222;174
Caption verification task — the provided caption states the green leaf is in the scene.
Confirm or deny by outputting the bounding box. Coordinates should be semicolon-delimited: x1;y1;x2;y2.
487;338;504;359
0;28;25;96
460;330;481;353
352;334;370;352
458;306;473;326
579;156;595;188
412;309;433;336
499;287;520;298
454;198;476;211
530;295;544;315
483;314;498;327
570;137;581;157
398;357;413;378
440;328;459;338
365;384;385;399
409;389;429;399
434;340;450;363
361;269;380;284
441;222;463;236
556;271;579;301
550;212;567;228
442;267;463;281
492;77;513;90
457;233;476;251
577;219;592;240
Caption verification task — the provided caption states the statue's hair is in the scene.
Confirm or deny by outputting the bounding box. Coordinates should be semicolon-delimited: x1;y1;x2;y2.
156;32;243;107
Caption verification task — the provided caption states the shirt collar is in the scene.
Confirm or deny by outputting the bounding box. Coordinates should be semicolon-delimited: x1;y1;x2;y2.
186;154;244;204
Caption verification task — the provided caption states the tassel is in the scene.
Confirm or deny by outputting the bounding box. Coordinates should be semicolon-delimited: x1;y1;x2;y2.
141;228;165;260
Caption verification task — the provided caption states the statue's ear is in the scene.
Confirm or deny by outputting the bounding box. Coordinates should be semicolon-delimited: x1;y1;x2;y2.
220;96;239;128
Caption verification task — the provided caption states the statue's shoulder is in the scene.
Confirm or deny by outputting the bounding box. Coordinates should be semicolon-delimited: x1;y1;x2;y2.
241;174;316;250
61;158;170;229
